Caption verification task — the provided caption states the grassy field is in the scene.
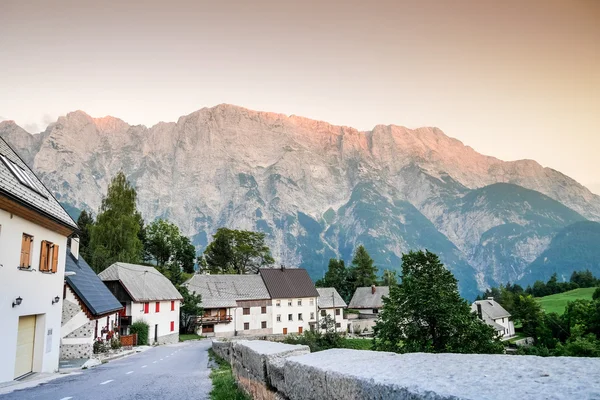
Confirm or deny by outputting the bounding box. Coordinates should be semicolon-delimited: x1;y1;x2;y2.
208;349;250;400
536;287;597;314
340;338;373;350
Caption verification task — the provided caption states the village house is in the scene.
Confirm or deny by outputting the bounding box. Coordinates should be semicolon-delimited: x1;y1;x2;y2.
348;285;389;335
316;287;348;333
471;297;515;339
260;267;319;335
0;137;78;382
99;263;183;344
183;274;272;337
60;242;123;359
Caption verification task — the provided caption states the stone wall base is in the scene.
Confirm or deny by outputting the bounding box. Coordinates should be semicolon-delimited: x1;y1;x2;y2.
157;332;179;345
60;343;93;360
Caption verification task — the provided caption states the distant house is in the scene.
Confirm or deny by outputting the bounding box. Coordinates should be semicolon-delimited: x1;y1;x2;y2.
260;267;319;335
61;242;123;359
0;137;78;382
471;298;515;339
348;286;389;315
316;288;347;333
183;274;272;338
99;263;183;344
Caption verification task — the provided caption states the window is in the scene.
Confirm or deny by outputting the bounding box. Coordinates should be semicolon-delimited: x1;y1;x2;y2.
261;321;267;329
288;314;293;321
321;310;326;317
283;327;288;335
373;309;379;314
171;301;175;311
170;321;175;332
0;155;47;198
310;312;315;320
276;300;281;307
243;307;250;315
298;313;303;321
288;300;293;307
335;323;341;328
144;302;149;314
244;322;250;330
502;318;505;323
155;302;160;313
297;299;302;306
276;314;281;322
39;240;59;273
309;298;314;306
335;309;341;316
20;234;33;269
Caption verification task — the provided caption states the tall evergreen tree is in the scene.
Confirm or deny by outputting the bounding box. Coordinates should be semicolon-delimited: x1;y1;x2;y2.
88;172;143;272
76;210;94;259
348;245;378;290
381;269;398;287
316;259;352;302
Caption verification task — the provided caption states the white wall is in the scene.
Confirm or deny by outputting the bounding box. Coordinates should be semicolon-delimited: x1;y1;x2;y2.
271;297;318;335
494;317;515;338
234;305;272;336
319;307;348;333
0;209;68;382
131;299;180;342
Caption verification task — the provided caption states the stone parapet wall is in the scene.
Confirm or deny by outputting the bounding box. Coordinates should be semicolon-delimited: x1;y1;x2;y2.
212;339;600;400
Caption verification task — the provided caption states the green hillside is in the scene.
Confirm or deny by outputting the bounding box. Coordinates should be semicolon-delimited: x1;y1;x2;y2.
536;287;597;314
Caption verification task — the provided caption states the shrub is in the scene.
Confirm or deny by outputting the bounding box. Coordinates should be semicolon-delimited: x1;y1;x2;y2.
110;337;122;350
93;340;109;354
130;321;150;345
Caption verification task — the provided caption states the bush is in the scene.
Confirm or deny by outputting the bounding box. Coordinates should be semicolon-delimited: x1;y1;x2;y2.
93;340;109;354
110;337;122;350
130;321;150;345
593;288;600;301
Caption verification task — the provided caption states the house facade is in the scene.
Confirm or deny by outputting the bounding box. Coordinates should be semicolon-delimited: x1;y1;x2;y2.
60;242;123;359
99;263;183;344
316;288;348;333
472;298;515;339
348;286;389;335
0;137;78;382
184;274;272;337
260;267;319;335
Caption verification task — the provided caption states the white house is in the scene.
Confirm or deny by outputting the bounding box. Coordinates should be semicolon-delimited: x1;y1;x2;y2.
60;242;123;359
348;286;389;335
472;298;515;339
0;137;78;382
260;267;319;335
316;287;348;333
99;263;183;345
183;274;272;338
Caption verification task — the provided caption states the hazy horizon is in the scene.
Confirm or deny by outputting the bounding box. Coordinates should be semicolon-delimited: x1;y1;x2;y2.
1;0;598;188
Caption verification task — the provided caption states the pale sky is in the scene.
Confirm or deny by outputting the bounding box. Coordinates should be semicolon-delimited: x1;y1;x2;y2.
1;0;598;190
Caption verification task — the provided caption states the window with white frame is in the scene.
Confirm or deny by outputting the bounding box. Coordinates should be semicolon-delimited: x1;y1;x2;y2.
288;300;293;306
297;299;302;306
276;314;281;322
276;300;281;307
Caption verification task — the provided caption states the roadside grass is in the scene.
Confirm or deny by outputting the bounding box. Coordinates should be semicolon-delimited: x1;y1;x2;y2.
208;349;250;400
340;338;373;350
179;333;204;342
536;287;597;315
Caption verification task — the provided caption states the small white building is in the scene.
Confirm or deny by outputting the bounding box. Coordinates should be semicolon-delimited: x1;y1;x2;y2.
472;298;515;339
61;243;123;359
348;286;390;335
261;267;319;335
316;288;348;333
99;263;183;345
184;274;272;338
0;137;78;382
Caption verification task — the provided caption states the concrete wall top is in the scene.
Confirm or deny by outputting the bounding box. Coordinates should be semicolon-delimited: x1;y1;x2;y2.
234;340;306;355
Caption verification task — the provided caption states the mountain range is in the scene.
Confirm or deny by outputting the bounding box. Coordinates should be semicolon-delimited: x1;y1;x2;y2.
1;104;599;299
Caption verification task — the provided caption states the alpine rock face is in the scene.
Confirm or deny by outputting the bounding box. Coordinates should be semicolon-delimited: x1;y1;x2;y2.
1;104;598;298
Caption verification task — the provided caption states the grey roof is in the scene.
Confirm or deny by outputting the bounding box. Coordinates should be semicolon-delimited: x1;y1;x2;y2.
65;249;123;316
99;262;183;301
0;137;77;230
348;286;390;309
260;267;319;299
471;299;511;320
316;288;347;309
184;274;270;308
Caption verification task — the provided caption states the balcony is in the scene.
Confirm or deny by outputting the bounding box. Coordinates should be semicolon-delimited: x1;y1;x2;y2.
120;316;133;326
200;314;232;324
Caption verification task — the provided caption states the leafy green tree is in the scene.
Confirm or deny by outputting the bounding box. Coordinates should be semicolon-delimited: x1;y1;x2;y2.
146;219;181;266
373;250;504;354
381;269;398;287
202;228;274;274
174;235;197;274
179;286;203;334
593;288;600;301
347;245;378;290
512;294;543;340
315;259;352;302
89;172;143;272
76;210;94;259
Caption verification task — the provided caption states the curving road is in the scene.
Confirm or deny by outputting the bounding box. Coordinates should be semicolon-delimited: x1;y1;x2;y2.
0;339;212;400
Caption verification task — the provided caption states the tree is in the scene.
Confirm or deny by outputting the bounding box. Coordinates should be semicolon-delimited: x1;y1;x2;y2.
512;294;543;340
381;269;398;287
593;288;600;301
373;250;504;354
315;259;352;302
88;172;143;272
202;228;274;274
179;286;203;334
146;219;181;266
347;245;378;290
76;210;94;259
174;235;197;274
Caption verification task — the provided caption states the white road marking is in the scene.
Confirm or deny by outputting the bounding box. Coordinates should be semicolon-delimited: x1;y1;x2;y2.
153;361;157;363
60;397;73;400
142;365;147;368
126;371;134;375
160;358;163;361
100;380;114;385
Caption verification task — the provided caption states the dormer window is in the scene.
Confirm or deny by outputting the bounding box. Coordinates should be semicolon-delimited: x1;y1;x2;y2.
0;155;47;198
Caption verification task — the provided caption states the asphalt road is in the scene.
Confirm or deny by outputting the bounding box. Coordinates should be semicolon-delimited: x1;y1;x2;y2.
0;339;213;400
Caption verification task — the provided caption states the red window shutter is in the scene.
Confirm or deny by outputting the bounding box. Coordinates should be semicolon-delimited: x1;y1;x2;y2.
171;301;175;311
156;302;160;313
51;244;59;273
170;321;174;332
144;302;149;314
39;241;48;271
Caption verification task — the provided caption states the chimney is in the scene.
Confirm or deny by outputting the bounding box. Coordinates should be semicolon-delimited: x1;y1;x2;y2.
371;285;376;294
476;303;483;319
280;264;285;271
70;236;80;261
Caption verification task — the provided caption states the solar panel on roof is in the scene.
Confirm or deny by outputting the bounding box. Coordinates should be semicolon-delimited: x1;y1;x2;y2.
0;155;48;198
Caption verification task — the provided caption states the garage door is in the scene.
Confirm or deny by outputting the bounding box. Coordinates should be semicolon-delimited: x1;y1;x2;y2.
14;315;36;379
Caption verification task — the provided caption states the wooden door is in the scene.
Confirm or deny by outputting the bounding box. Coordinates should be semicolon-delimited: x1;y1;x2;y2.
298;327;303;334
283;328;288;335
14;315;36;378
154;324;158;343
